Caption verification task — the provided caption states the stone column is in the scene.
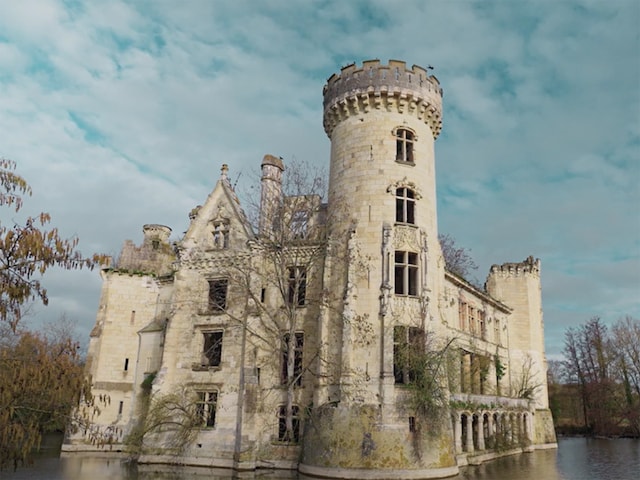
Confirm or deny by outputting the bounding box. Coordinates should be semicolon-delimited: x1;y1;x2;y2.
487;413;494;449
453;414;462;454
477;414;485;451
465;414;474;453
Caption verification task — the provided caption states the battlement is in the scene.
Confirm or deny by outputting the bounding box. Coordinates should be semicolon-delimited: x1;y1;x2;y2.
489;256;541;277
322;59;443;138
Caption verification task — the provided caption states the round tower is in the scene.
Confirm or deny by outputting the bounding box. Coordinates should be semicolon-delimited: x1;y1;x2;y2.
301;60;457;478
322;59;446;389
324;59;442;238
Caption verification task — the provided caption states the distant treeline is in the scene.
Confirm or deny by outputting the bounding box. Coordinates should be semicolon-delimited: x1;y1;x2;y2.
548;316;639;437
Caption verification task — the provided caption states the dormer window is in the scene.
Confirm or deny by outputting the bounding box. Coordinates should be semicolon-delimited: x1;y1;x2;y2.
212;221;229;249
395;128;415;163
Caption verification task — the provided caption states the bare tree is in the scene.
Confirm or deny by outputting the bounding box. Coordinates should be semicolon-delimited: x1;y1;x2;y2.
438;233;478;279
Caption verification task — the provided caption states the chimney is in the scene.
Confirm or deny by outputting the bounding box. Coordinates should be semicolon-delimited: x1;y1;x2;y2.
259;155;285;237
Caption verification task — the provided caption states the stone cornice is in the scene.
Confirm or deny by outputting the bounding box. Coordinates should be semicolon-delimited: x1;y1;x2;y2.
445;270;512;313
323;59;443;139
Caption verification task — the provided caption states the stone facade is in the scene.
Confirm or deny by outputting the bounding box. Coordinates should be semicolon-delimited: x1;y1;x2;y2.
64;60;556;478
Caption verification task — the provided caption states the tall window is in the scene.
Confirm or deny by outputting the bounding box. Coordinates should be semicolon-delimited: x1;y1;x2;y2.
394;251;418;296
195;391;218;428
469;306;476;334
396;128;415;163
394;326;424;384
479;310;486;340
278;405;301;442
287;267;307;306
208;279;228;312
395;187;415;224
212;221;229;249
281;332;304;386
202;331;223;367
459;300;468;330
291;210;309;239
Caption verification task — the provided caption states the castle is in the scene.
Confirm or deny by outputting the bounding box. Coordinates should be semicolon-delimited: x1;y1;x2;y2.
64;60;557;478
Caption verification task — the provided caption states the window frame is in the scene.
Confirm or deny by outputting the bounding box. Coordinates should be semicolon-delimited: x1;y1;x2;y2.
394;250;419;296
290;210;309;240
281;332;304;387
287;266;307;306
202;330;224;368
195;390;218;428
395;187;416;224
208;279;228;313
277;404;301;443
212;220;230;249
393;325;425;385
395;128;416;164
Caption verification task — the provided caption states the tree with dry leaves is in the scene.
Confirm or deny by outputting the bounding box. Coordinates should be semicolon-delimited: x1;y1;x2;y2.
0;158;107;469
0;321;90;470
0;158;107;331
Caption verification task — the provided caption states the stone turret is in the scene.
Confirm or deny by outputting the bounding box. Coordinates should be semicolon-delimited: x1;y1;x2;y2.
117;224;174;276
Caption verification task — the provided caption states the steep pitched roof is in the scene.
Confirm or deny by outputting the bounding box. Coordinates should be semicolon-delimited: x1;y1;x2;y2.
179;164;254;251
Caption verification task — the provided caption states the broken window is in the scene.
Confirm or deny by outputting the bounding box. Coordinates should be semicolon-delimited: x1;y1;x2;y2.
396;128;415;163
395;187;415;224
195;391;218;428
208;279;228;312
291;210;309;239
287;267;307;306
202;331;223;367
394;251;418;296
278;405;301;442
281;332;304;386
394;326;424;384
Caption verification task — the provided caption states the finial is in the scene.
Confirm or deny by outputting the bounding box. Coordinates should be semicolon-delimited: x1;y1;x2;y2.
221;164;229;180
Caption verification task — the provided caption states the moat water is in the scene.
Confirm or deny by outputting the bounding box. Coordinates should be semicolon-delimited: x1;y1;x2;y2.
4;436;639;480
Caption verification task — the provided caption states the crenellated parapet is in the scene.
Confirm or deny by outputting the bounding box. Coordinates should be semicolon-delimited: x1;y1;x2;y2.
322;59;443;139
489;256;541;278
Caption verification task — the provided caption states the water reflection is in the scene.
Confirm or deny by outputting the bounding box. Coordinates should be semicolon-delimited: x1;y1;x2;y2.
4;437;639;480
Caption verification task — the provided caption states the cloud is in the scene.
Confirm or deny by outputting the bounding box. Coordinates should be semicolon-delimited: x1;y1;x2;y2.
0;0;637;361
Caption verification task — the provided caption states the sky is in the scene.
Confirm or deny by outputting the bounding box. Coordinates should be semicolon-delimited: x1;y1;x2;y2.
0;0;638;359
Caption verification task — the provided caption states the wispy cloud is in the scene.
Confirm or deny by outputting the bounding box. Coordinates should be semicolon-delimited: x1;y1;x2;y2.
0;0;637;357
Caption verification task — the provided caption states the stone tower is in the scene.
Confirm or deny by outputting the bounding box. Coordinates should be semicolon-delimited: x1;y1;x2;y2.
300;60;458;477
486;257;549;409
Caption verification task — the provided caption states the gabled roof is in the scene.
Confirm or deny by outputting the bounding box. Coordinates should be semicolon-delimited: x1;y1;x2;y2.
179;164;254;250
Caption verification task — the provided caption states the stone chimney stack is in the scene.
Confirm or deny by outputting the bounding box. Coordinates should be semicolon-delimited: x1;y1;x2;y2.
259;154;285;237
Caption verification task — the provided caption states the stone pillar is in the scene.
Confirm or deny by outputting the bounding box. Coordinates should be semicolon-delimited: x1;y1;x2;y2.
453;414;462;454
487;413;494;449
465;414;474;453
477;414;485;451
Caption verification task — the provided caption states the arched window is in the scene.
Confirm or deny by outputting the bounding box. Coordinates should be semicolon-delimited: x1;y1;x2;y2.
396;128;415;163
395;187;415;224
